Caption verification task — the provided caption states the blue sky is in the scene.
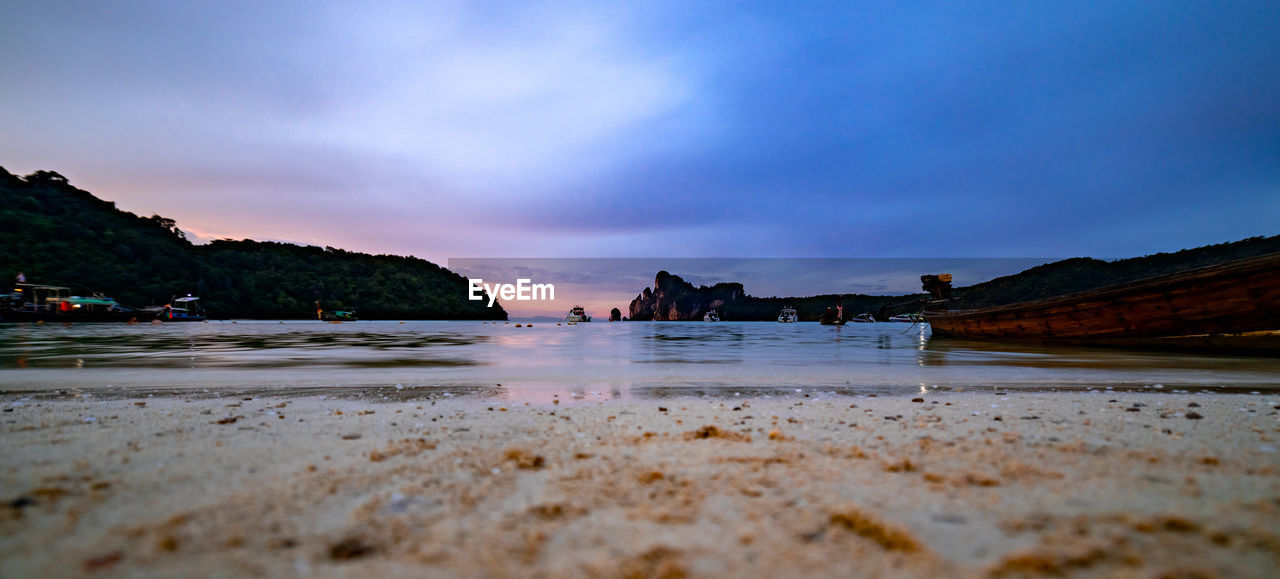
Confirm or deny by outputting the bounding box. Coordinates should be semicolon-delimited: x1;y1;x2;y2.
2;1;1277;267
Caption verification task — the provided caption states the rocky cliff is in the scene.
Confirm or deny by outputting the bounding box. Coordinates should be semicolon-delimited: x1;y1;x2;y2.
628;271;745;321
625;270;907;321
624;270;926;321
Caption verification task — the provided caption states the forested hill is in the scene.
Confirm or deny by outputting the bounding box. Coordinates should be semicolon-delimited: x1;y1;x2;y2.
0;167;506;320
948;234;1280;309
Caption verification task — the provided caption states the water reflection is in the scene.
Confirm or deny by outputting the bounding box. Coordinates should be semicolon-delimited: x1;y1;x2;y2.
640;324;747;364
0;320;1276;395
0;322;488;369
917;335;1280;373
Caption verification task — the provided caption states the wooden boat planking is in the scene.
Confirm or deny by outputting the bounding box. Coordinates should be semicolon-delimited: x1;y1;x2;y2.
924;251;1280;351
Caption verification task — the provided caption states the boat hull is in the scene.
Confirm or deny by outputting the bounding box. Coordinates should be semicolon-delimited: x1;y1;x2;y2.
925;252;1280;351
161;314;206;322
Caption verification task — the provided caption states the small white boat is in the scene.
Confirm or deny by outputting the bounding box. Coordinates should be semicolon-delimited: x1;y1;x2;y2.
703;309;720;322
850;313;876;323
887;313;923;323
565;305;591;323
778;306;798;323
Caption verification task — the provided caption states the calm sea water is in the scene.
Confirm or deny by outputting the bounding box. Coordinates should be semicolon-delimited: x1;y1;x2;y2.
1;321;1277;400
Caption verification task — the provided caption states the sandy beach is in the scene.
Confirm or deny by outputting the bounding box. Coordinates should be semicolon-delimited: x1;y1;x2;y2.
3;388;1279;577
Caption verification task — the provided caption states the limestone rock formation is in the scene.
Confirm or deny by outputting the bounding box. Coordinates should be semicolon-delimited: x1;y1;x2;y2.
628;271;745;321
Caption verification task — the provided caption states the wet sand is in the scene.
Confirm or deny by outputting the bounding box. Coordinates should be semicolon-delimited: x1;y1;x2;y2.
2;390;1279;577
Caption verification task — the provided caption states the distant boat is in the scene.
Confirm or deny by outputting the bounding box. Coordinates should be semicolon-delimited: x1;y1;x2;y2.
887;313;923;323
819;298;845;325
150;295;206;322
703;309;720;322
921;252;1280;352
1;283;155;323
316;301;357;322
778;306;798;323
320;309;357;322
850;313;876;323
565;305;591;323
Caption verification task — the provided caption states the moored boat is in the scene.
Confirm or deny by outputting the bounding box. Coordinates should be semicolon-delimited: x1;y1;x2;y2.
320;310;357;322
819;298;845;325
316;301;357;322
887;313;923;323
778;306;798;323
703;309;720;322
921;252;1280;352
565;305;591;323
149;295;207;322
2;283;155;323
850;313;876;323
1;283;65;322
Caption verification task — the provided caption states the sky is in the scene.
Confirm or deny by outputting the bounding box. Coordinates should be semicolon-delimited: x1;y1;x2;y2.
2;1;1278;279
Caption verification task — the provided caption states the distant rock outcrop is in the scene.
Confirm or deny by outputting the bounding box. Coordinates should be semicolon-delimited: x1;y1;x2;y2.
628;271;746;321
609;307;622;322
626;269;903;321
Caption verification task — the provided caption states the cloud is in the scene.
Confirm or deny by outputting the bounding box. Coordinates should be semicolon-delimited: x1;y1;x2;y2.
253;3;705;194
1;1;1277;264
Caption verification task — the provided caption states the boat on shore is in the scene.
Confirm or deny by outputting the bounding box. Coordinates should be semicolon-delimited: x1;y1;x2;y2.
565;305;591;323
703;309;720;322
778;306;798;323
921;252;1280;352
2;283;156;323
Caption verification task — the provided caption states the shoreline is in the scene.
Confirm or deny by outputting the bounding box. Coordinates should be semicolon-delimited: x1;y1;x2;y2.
3;390;1279;576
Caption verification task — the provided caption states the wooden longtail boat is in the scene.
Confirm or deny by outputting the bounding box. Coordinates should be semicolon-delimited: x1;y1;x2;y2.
921;252;1280;352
